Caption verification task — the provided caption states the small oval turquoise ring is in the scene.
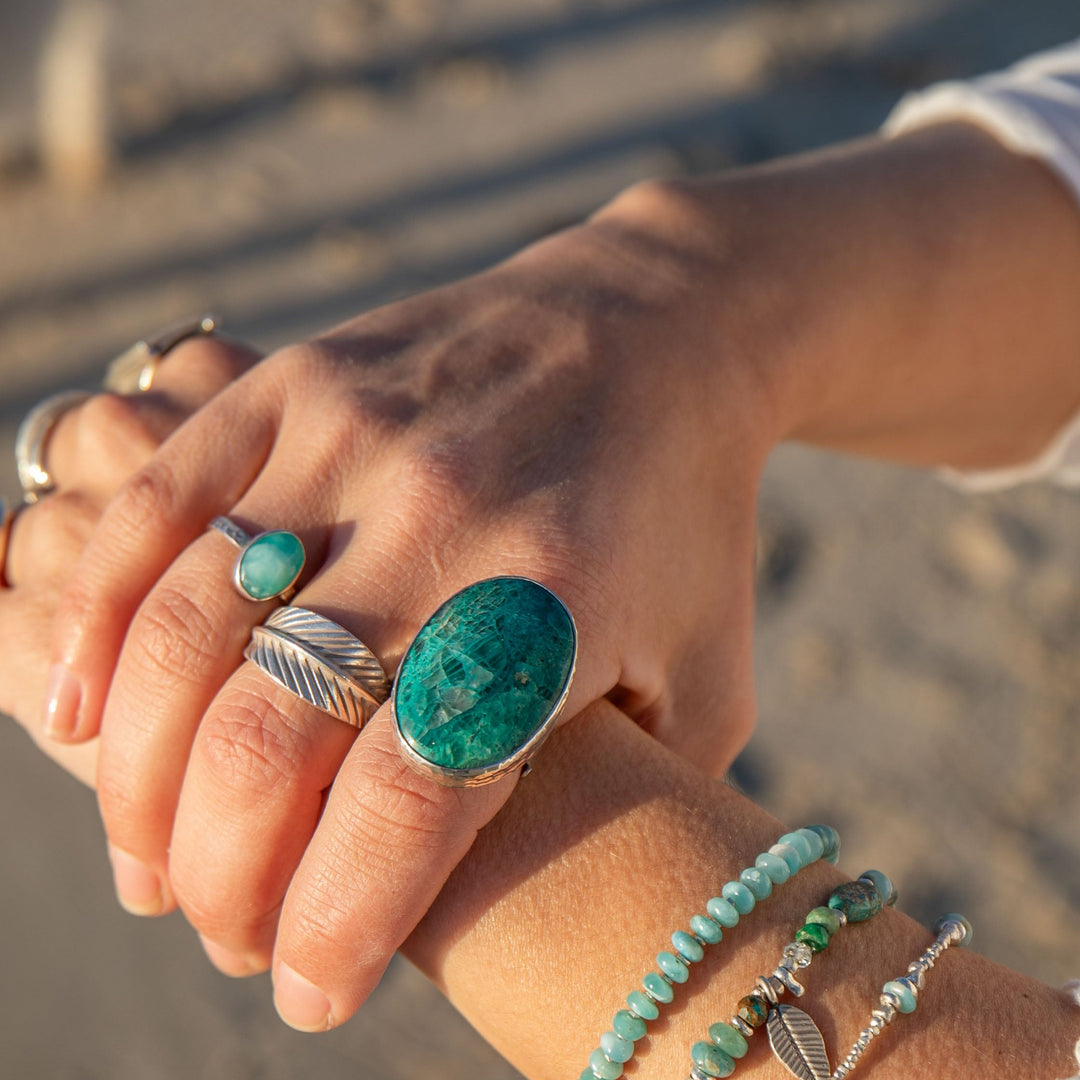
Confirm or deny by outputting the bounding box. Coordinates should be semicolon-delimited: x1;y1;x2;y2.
209;516;306;603
391;576;577;788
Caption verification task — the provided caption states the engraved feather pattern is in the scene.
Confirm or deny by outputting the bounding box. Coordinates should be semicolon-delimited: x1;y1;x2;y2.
767;1005;832;1080
246;619;388;729
264;607;391;698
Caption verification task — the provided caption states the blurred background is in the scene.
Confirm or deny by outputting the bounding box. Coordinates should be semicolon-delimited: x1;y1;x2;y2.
2;0;1079;1077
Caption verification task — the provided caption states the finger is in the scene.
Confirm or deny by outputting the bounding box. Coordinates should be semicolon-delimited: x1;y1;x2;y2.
44;339;262;499
269;599;604;1031
3;491;98;588
0;588;99;787
44;366;285;744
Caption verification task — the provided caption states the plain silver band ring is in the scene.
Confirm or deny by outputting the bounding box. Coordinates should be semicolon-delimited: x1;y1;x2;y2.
14;390;92;503
0;497;22;588
245;607;391;728
102;313;218;394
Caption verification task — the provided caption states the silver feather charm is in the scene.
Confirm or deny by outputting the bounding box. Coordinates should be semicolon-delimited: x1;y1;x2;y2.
767;1005;832;1080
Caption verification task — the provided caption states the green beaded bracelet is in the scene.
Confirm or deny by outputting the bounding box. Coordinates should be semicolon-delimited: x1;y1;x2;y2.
580;826;839;1080
686;870;896;1080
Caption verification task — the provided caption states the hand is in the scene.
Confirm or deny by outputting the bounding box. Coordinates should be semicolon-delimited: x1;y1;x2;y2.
2;335;260;785
43;182;779;1025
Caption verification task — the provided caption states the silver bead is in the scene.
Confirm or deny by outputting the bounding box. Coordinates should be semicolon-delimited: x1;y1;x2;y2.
731;1015;754;1038
773;966;806;997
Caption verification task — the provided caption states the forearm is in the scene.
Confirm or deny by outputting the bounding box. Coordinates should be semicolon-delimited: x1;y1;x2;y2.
407;703;1077;1079
596;123;1080;471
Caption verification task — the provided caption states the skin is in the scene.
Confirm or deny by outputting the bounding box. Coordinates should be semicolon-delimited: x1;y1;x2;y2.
5;121;1080;1046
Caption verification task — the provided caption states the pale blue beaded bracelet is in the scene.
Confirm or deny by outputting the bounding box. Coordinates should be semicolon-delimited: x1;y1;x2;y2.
580;824;840;1080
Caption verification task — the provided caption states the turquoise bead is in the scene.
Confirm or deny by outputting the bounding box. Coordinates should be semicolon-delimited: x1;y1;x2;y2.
600;1032;633;1063
740;867;773;900
613;1009;647;1041
779;831;814;864
706;895;741;927
672;930;705;963
797;827;826;862
756;851;791;884
708;1021;749;1059
691;1041;735;1078
935;912;973;947
805;906;842;934
581;1070;595;1080
690;914;723;944
642;972;674;1003
806;824;840;864
721;881;755;915
393;577;576;776
828;880;883;923
883;978;918;1013
657;951;689;983
588;1048;622;1079
770;841;804;874
236;530;305;601
626;990;659;1021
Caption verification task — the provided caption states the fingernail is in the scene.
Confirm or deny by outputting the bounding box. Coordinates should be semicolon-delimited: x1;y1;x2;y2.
274;962;333;1032
43;664;81;740
108;844;163;916
200;934;261;977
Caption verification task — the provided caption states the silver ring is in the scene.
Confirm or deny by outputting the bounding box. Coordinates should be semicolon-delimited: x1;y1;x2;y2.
245;607;391;728
103;314;218;394
209;515;306;602
14;389;91;503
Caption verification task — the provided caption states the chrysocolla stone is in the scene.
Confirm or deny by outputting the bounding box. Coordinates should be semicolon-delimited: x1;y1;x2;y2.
805;906;842;934
691;1041;735;1078
672;930;705;963
588;1047;622;1079
657;951;689;983
600;1032;634;1063
795;922;831;953
708;1022;749;1059
883;978;918;1014
778;831;814;865
642;973;674;1004
721;881;756;915
613;1009;647;1042
394;577;576;776
828;880;883;923
626;991;659;1021
860;869;898;907
739;867;773;900
797;827;826;862
690;914;723;944
706;896;741;928
770;842;804;874
806;824;840;864
756;851;791;884
237;531;305;601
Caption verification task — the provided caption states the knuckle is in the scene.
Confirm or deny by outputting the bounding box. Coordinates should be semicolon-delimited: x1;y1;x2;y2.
173;877;279;946
198;690;306;794
110;458;183;539
22;491;97;557
127;584;221;685
78;393;159;461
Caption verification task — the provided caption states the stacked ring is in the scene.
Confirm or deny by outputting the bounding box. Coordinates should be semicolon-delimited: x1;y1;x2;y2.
14;390;91;503
0;498;20;587
208;516;306;603
102;314;218;394
390;576;577;787
245;607;391;728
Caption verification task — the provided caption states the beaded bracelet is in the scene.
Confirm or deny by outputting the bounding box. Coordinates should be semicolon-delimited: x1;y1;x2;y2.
581;824;841;1080
688;870;897;1080
828;913;971;1078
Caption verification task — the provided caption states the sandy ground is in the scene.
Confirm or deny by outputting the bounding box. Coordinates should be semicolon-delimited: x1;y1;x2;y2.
1;1;1079;1077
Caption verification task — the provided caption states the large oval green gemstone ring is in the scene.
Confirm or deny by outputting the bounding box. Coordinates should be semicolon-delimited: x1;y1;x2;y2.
391;576;578;787
209;516;306;603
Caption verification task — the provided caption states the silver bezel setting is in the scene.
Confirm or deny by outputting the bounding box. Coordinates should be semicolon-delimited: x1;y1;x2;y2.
390;575;578;788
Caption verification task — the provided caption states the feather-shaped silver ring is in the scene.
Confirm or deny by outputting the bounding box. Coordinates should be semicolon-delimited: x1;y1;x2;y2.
244;606;391;728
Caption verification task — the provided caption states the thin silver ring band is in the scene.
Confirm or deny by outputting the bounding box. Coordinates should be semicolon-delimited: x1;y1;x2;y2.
102;314;218;394
0;497;21;588
208;515;252;548
14;390;92;503
245;607;391;728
